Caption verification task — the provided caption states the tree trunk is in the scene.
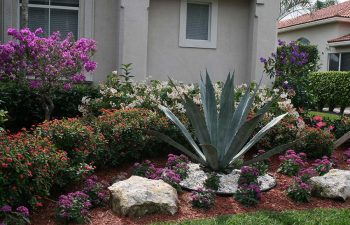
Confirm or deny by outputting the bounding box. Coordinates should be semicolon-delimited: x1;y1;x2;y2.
42;95;54;121
21;0;29;28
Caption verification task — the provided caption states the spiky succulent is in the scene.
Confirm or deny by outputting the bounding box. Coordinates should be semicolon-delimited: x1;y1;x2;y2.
149;73;294;171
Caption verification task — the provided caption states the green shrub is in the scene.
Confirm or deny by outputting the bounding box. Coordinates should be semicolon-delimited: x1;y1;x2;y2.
0;132;68;208
308;71;350;112
93;108;175;166
0;81;98;131
297;127;335;158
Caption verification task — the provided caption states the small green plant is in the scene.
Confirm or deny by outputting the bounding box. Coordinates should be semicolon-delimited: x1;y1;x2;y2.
286;177;312;203
190;189;216;209
204;173;221;191
150;73;292;171
0;109;8;131
120;63;134;83
235;183;262;207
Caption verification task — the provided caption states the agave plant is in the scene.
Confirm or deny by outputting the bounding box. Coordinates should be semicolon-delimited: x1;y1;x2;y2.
149;73;295;171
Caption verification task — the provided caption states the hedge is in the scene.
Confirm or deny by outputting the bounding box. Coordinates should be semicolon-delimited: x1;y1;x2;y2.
308;71;350;113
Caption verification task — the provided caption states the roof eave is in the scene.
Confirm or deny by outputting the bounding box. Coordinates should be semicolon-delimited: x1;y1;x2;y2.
328;40;350;47
278;17;350;33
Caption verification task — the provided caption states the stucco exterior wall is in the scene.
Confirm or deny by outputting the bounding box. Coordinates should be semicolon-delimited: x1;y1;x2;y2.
147;0;250;84
278;22;350;71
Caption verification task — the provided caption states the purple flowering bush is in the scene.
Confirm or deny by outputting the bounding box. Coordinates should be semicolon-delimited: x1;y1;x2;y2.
161;168;182;190
83;176;110;207
166;154;190;180
0;28;97;120
312;156;333;176
278;150;307;176
56;191;91;223
238;166;260;185
252;150;270;175
235;183;262;207
287;177;312;203
132;160;163;180
0;205;30;225
298;167;318;182
190;189;216;209
261;40;319;109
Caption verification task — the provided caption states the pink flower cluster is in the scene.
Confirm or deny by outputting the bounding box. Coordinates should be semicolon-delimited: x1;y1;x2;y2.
190;188;216;209
312;156;332;175
0;28;96;90
287;176;312;202
278;150;307;176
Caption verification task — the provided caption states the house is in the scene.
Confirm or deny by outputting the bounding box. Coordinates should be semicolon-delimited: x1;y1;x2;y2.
278;0;350;72
0;0;279;84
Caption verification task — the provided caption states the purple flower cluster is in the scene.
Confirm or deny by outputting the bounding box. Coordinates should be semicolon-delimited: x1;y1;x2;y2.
312;156;332;176
252;149;270;175
190;188;216;209
287;176;312;203
161;168;182;190
0;28;96;90
83;175;110;206
166;154;190;179
0;205;30;224
132;160;163;180
56;191;91;223
298;167;318;182
235;183;262;207
238;166;260;185
278;150;308;176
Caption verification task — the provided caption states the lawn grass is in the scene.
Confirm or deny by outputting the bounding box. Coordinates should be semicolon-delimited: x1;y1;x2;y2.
158;208;350;225
308;111;341;121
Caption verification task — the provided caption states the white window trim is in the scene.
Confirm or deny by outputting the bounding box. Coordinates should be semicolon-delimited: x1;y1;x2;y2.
179;0;218;49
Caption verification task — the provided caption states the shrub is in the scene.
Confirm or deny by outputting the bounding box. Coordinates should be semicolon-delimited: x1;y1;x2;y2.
0;205;30;225
0;109;7;132
204;173;221;191
238;166;260;185
298;127;335;158
331;116;350;140
161;168;182;190
308;71;350;112
0;132;68;208
56;191;91;224
132;160;163;180
190;189;216;209
235;183;262;207
83;176;110;207
312;156;332;176
166;154;190;180
251;150;270;175
287;177;312;203
94;109;174;166
278;150;307;176
298;167;318;182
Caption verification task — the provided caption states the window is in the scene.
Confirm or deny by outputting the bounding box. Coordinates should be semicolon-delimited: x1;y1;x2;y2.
328;53;350;71
297;37;310;45
19;0;79;38
179;0;218;48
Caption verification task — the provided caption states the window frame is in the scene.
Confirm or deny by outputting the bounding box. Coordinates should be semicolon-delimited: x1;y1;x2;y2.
179;0;218;49
327;52;350;71
18;0;80;37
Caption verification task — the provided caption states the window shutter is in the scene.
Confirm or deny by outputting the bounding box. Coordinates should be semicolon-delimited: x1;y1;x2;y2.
186;3;210;40
50;9;79;38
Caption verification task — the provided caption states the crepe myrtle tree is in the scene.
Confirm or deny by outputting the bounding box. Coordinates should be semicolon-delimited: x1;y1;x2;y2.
0;28;97;120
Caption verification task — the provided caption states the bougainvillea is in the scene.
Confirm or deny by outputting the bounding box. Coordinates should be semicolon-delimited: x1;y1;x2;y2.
0;28;96;120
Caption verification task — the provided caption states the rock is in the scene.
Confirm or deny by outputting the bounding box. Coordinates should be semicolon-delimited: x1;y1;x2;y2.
108;176;179;217
310;169;350;201
180;163;276;194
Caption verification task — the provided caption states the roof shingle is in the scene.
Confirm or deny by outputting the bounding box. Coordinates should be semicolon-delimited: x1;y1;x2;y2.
328;34;350;43
278;0;350;29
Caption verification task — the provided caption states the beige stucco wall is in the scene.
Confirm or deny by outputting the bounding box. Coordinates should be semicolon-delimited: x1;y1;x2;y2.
147;0;250;84
278;22;350;71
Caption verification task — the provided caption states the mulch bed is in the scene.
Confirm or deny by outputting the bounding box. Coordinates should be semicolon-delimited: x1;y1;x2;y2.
31;146;350;225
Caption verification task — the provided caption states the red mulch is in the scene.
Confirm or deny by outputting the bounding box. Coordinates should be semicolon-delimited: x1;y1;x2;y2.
30;147;350;225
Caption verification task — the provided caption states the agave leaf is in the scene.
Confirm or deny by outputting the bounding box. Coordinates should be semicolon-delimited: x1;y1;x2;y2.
183;95;211;144
222;112;266;167
145;129;206;165
201;71;218;148
229;113;288;164
201;144;220;171
159;105;206;162
217;73;234;156
243;141;298;166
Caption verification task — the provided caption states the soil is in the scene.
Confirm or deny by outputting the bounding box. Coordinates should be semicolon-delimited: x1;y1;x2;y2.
30;146;350;225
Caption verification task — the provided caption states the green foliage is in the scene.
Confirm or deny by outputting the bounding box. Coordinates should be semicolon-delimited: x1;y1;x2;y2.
0;109;8;132
204;173;221;191
152;73;290;171
308;71;350;112
297;127;335;158
0;81;98;131
0;132;68;208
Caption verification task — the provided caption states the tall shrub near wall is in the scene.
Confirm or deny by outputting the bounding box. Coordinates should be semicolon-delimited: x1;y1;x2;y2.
308;72;350;112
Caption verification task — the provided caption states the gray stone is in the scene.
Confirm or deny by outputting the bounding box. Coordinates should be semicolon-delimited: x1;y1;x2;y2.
180;163;276;194
310;169;350;201
108;176;179;217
